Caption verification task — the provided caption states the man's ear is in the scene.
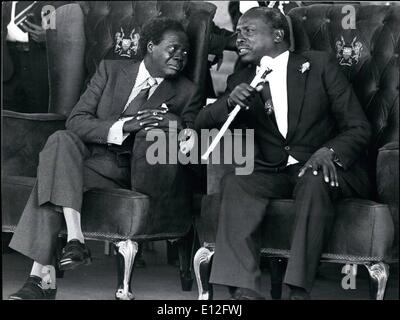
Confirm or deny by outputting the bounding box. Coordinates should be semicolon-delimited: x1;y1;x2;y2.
273;29;284;43
147;41;154;54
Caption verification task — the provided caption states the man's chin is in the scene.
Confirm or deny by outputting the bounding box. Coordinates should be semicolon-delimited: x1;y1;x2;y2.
164;69;181;78
239;54;254;64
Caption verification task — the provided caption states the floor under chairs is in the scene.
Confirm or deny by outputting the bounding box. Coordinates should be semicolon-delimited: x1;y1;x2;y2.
2;240;399;300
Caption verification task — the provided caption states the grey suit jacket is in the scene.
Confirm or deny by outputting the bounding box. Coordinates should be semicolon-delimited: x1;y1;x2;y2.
66;59;203;144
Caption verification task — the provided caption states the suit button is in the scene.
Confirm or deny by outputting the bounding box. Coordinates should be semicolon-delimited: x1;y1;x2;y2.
284;146;290;151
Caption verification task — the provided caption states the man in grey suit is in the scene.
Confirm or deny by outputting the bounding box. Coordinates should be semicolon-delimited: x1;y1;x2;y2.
9;17;202;300
195;7;371;299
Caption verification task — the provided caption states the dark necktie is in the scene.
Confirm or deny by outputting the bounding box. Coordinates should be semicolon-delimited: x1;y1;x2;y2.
259;81;278;126
122;79;156;117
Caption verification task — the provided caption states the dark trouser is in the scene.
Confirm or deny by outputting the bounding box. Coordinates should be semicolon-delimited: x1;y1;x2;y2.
9;130;130;265
3;42;49;113
209;163;366;294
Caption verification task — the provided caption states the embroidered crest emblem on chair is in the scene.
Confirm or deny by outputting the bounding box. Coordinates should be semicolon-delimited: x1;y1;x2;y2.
114;27;140;58
335;36;363;66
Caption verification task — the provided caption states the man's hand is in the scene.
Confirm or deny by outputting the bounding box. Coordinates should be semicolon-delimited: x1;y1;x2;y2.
123;115;163;133
20;20;46;43
227;83;263;111
298;147;339;187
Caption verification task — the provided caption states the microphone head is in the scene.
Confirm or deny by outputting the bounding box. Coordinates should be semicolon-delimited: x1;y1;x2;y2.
259;56;274;69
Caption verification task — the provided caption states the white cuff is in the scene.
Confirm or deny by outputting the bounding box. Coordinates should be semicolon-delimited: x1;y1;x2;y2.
107;117;134;145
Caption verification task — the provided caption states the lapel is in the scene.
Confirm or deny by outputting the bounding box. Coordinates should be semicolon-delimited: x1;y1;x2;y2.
140;77;176;111
253;91;286;140
112;61;140;118
286;52;308;142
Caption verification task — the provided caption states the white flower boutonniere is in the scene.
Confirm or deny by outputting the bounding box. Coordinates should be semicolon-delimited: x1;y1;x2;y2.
299;62;310;74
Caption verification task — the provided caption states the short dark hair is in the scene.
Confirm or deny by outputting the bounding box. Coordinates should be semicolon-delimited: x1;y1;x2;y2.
245;7;290;44
138;17;186;57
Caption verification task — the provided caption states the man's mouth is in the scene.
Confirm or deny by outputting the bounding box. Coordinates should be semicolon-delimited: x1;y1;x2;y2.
237;47;251;56
167;64;182;71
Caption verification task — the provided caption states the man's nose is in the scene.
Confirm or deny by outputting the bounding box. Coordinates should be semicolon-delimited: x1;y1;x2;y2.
236;33;246;45
173;51;184;61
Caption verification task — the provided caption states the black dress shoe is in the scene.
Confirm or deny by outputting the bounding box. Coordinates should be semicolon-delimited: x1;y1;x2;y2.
230;287;266;300
9;276;57;300
59;239;92;271
289;286;311;300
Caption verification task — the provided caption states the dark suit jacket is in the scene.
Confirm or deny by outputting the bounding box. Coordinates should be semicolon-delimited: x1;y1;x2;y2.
66;59;203;143
195;51;372;195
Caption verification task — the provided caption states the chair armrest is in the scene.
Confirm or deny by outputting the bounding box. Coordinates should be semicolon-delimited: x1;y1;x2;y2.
377;141;399;203
2;110;66;177
376;141;399;257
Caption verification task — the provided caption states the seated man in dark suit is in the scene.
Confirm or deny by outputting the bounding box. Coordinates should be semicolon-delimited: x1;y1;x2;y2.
195;7;371;300
8;17;202;300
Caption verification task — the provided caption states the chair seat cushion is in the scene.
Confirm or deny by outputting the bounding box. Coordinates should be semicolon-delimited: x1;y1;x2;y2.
2;176;190;241
197;194;394;262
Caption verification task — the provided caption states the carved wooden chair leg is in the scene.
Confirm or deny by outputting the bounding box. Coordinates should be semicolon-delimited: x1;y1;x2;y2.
365;262;389;300
115;239;138;300
269;257;287;300
194;246;214;300
177;227;196;291
55;237;67;279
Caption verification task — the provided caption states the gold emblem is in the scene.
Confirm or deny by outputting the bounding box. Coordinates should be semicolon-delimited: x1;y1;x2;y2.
114;27;140;58
335;36;363;66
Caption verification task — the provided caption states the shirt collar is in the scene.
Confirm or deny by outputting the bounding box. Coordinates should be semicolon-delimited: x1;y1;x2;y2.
135;61;164;88
257;50;290;73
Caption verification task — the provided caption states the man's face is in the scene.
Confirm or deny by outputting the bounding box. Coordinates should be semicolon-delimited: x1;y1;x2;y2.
235;12;276;64
147;30;189;78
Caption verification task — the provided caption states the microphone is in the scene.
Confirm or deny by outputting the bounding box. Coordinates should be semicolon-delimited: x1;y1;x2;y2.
201;56;273;161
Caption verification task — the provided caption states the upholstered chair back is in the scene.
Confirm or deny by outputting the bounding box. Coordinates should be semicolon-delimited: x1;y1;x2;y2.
46;1;215;116
288;4;399;258
289;4;399;165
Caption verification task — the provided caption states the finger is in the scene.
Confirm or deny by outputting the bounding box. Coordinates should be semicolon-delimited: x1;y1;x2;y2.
144;123;160;131
137;114;163;121
22;22;38;34
137;110;151;115
243;84;255;93
322;163;330;183
141;108;167;114
140;116;163;122
312;162;319;176
298;166;308;177
329;161;339;187
231;96;249;109
24;20;42;30
255;84;264;92
139;119;160;126
238;90;252;99
20;23;37;33
18;23;28;32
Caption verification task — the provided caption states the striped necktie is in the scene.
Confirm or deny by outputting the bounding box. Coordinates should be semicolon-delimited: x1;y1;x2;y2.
123;78;156;117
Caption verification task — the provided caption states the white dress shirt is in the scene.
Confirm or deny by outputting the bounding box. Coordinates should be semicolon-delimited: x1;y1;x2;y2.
258;50;299;166
107;61;164;145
